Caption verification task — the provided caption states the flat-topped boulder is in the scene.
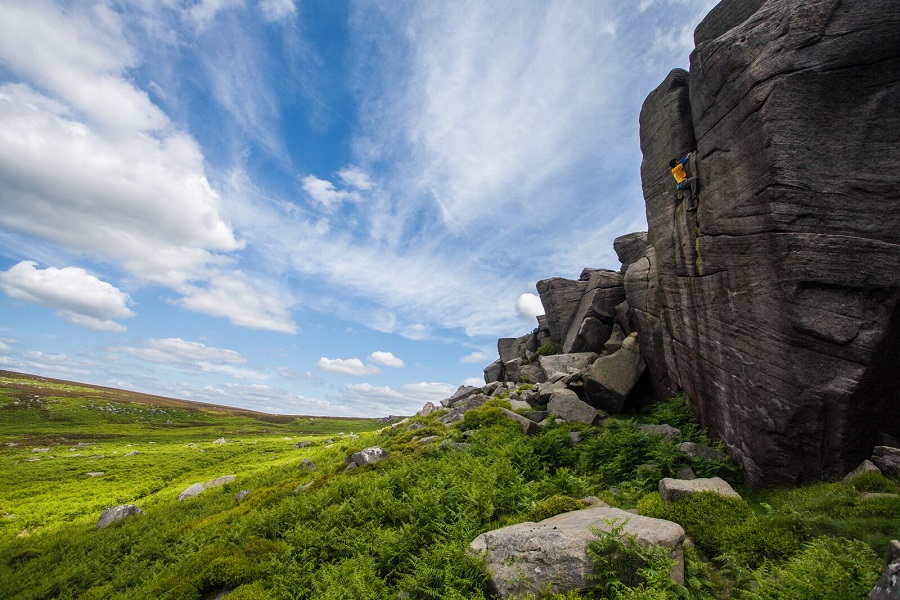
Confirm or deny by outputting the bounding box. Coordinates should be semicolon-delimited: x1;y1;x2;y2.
470;506;685;598
659;477;741;503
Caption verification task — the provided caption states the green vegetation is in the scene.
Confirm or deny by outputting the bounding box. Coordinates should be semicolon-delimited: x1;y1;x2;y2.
0;375;896;599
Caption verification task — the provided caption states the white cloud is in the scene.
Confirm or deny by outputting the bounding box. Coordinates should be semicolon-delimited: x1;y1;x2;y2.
462;377;484;387
339;381;457;415
316;357;381;376
461;351;491;364
301;174;361;211
121;338;246;365
0;338;15;353
516;293;544;320
0;1;167;133
368;351;404;368
258;0;296;23
0;261;134;331
175;273;297;334
186;0;244;31
337;166;375;191
0;84;241;288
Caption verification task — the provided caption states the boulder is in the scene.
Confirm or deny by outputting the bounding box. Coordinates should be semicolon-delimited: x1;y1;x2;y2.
498;334;532;364
872;446;900;477
547;389;603;426
538;352;599;380
678;442;727;462
518;362;547;384
842;459;881;484
347;447;389;468
177;475;236;501
583;334;647;413
440;385;480;408
638;0;900;484
507;399;532;412
300;459;316;471
560;270;625;353
417;402;439;416
638;424;681;442
235;490;250;503
213;438;226;444
96;504;143;528
659;477;741;503
868;553;900;600
470;506;685;598
536;277;588;349
178;483;206;501
604;323;626;355
500;408;540;436
294;441;311;449
613;231;652;272
483;359;504;384
407;422;425;431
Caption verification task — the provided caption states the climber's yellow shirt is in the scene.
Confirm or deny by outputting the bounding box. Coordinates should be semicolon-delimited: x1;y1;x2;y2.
671;163;687;183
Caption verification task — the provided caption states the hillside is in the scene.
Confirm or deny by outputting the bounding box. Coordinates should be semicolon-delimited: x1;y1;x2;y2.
1;371;898;598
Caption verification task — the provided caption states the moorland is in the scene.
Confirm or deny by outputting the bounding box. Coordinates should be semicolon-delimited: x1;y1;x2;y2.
0;370;898;599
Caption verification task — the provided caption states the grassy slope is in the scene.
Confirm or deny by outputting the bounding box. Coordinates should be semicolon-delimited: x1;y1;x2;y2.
0;373;897;599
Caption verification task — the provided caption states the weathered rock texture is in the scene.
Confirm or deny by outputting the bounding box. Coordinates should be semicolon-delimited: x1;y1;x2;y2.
637;0;900;485
470;507;685;598
477;0;899;486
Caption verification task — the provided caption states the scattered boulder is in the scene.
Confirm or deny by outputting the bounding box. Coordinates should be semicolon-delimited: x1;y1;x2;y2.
868;541;900;600
300;459;316;471
294;441;311;449
470;506;685;598
418;436;440;445
638;424;681;442
32;448;50;453
483;359;504;384
178;483;206;501
583;334;647;413
96;504;143;528
843;459;882;483
178;475;236;501
507;399;532;412
407;422;425;431
538;352;599;381
440;385;480;408
676;467;696;480
659;477;741;503
213;438;226;444
235;490;249;504
124;451;139;457
500;408;540;436
547;389;603;426
87;471;105;477
347;447;389;468
417;402;439;416
678;442;727;462
871;447;900;477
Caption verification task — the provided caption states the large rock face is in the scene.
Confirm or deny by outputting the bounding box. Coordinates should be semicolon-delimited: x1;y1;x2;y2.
639;0;900;484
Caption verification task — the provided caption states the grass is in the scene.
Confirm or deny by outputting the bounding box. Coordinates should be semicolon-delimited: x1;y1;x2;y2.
0;376;896;599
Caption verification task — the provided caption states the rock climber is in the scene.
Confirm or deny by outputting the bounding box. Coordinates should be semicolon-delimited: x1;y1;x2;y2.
669;153;698;211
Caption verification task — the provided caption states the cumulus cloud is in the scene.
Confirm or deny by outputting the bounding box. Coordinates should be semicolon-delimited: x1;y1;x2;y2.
121;338;246;365
175;273;297;334
516;293;544;321
0;261;134;332
339;381;456;414
337;166;375;191
258;0;297;23
301;174;361;211
317;357;381;376
368;351;404;368
461;351;491;364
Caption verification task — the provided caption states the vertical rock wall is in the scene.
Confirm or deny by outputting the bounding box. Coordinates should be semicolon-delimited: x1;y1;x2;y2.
639;0;900;484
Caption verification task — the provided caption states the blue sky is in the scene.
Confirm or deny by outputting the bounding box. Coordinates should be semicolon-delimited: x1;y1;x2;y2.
0;0;715;417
